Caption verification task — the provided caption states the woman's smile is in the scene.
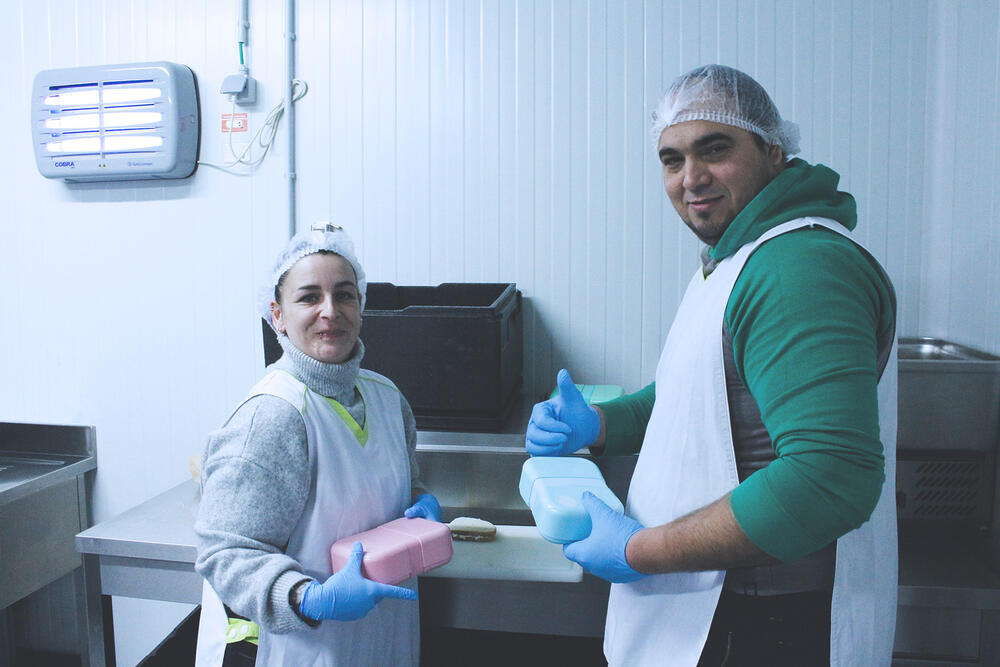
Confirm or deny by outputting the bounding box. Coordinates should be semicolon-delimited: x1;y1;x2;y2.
271;252;362;364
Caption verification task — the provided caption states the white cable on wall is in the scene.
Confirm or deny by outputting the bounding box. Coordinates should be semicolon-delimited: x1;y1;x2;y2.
198;80;307;174
198;0;302;244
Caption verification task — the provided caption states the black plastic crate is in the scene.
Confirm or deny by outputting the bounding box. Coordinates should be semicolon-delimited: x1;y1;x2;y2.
361;283;522;431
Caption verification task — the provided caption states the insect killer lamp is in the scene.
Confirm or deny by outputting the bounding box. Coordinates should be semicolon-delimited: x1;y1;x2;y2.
32;61;200;182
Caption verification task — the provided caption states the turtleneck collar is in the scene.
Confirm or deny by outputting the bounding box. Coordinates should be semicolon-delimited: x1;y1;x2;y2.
270;333;365;403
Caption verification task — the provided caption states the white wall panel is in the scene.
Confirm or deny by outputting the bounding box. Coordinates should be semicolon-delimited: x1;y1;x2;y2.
940;0;1000;352
298;0;944;395
3;0;1000;662
919;0;1000;353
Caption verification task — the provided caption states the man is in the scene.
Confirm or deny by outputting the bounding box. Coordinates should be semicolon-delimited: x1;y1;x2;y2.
526;64;897;666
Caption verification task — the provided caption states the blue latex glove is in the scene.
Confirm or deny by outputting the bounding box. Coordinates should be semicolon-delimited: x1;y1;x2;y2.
525;369;600;456
562;492;646;583
404;493;442;522
299;542;417;621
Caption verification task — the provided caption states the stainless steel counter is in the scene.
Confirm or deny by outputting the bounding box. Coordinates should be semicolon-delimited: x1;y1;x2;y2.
74;473;613;667
75;399;1000;665
74;432;619;635
78;475;1000;638
75;480;203;605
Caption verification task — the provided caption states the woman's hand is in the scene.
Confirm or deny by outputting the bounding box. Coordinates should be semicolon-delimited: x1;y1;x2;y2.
404;493;443;522
298;542;417;621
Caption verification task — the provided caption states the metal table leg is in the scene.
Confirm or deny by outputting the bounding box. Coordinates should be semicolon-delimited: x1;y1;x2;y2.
75;554;114;667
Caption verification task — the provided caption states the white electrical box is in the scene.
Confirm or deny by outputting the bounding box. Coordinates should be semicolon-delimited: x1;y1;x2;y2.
31;61;200;182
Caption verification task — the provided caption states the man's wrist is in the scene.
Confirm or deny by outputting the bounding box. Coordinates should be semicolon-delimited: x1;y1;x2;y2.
623;526;646;574
588;406;608;455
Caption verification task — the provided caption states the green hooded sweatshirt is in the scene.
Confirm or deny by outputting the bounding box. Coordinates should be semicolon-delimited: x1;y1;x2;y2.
597;158;896;562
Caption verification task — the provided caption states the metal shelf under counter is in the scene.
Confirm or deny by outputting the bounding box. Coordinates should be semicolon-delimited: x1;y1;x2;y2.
894;529;1000;665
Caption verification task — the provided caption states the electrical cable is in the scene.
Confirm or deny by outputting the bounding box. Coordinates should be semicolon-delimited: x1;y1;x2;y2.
198;78;308;174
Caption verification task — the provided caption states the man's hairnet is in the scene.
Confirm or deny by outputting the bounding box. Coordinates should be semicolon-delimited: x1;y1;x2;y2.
651;64;800;156
260;223;367;331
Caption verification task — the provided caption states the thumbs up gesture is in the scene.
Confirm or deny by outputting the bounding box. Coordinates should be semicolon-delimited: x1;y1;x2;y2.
525;369;600;457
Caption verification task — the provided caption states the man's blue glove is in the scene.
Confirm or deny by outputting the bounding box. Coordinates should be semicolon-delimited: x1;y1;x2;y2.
563;492;646;583
404;493;442;522
525;369;600;456
298;542;417;621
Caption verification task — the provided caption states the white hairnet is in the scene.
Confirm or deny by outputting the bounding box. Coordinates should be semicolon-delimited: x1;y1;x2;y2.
651;64;800;156
260;223;367;331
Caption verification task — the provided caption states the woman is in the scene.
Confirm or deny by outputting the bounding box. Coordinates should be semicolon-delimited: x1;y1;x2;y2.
195;224;441;666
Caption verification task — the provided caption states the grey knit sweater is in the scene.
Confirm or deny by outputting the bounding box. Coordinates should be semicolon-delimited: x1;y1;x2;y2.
194;334;426;633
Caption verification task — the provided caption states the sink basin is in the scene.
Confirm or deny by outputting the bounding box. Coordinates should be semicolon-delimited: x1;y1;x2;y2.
899;338;1000;362
897;337;1000;454
0;422;96;611
0;454;74;497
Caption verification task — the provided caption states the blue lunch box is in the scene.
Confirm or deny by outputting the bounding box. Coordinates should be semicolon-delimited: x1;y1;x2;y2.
518;456;624;544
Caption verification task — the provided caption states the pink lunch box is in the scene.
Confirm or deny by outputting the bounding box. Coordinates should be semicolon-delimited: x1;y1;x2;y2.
329;517;454;585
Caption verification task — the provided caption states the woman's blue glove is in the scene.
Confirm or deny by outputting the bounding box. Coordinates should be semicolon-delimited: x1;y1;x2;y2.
525;369;600;456
562;492;646;583
298;542;417;621
404;493;442;522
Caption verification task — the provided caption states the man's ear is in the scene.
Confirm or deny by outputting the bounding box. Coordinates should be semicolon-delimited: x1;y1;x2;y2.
767;142;785;167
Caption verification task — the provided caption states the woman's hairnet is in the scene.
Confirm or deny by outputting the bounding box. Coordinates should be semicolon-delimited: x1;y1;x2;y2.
260;223;367;331
650;64;800;156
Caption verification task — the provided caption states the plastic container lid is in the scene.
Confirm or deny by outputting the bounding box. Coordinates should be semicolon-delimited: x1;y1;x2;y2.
548;384;625;404
329;517;453;585
519;457;624;544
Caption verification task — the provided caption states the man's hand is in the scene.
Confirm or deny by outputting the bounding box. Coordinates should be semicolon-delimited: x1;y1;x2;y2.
563;492;646;583
525;369;600;456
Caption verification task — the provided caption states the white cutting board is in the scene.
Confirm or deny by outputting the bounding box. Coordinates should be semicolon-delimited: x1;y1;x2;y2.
423;525;583;583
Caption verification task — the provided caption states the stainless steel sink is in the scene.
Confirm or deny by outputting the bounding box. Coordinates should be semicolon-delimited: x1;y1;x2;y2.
900;337;1000;362
0;421;99;665
895;338;1000;574
0;453;78;497
897;337;1000;454
416;441;636;530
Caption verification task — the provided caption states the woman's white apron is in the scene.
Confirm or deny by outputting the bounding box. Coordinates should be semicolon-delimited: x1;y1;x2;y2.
195;368;418;667
603;217;898;666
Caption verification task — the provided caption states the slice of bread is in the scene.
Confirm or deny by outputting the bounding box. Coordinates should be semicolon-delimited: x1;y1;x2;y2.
448;517;497;542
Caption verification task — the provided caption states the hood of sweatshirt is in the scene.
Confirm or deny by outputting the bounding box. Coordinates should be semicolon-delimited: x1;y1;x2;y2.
709;158;857;262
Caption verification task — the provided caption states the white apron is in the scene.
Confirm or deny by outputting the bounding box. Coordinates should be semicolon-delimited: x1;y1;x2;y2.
195;368;419;667
604;217;898;666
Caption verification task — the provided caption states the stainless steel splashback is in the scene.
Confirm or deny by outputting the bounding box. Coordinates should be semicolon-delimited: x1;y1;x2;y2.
898;337;1000;453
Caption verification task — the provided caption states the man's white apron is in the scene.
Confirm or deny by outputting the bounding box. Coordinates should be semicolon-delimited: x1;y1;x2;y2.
604;217;898;666
195;368;419;667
